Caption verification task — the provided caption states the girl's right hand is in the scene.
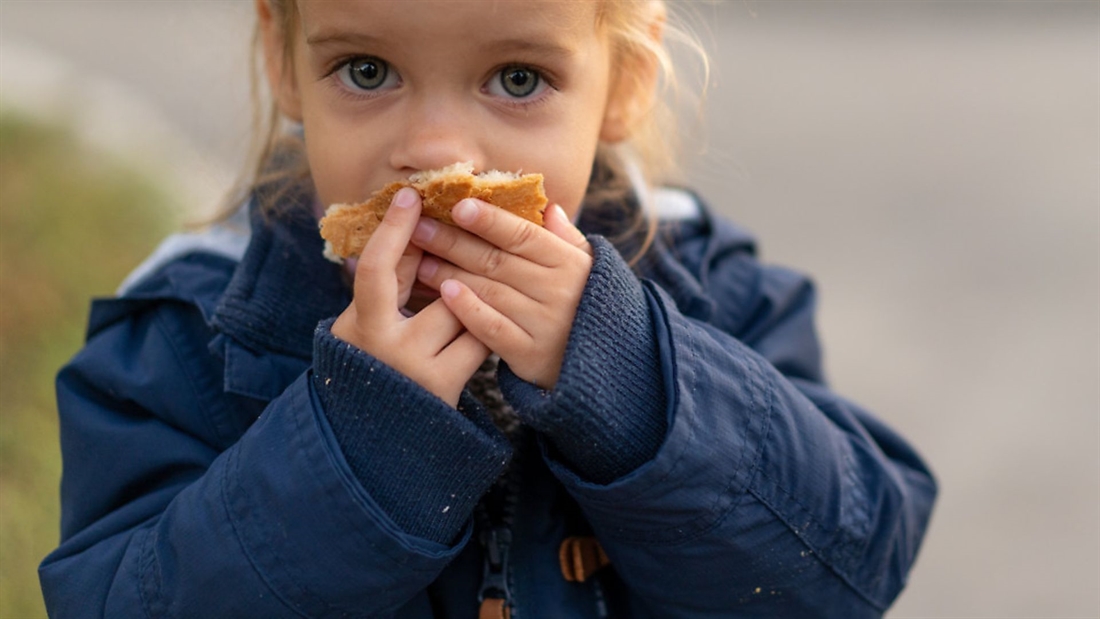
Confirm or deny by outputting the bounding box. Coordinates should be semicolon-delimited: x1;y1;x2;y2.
330;187;489;407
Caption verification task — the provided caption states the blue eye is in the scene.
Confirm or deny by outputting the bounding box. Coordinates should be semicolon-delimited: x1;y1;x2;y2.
339;57;393;91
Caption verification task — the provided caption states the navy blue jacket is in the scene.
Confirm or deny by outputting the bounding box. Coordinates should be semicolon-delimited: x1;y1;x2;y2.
41;184;936;618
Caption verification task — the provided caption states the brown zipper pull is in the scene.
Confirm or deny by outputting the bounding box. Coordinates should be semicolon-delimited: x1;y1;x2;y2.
479;598;511;619
559;536;611;583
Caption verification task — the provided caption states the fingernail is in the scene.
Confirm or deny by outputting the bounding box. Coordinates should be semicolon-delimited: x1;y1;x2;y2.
413;218;437;243
553;204;568;222
452;199;478;223
418;255;438;279
393;187;418;208
440;280;461;299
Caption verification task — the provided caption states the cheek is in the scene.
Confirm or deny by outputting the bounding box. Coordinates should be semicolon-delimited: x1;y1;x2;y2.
543;55;613;219
542;150;597;220
301;109;377;206
302;127;343;206
538;105;608;219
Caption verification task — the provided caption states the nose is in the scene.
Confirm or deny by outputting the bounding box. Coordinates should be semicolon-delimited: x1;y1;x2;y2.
388;93;484;174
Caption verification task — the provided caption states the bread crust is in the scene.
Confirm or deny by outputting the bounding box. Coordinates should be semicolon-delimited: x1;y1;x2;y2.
319;164;547;262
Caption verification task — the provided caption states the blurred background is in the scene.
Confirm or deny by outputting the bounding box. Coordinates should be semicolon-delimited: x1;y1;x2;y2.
1;1;1096;617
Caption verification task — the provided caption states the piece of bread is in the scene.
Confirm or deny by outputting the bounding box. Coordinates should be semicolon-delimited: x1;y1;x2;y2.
319;162;547;262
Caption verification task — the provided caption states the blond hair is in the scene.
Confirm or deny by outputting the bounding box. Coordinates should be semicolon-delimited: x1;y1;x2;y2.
598;0;708;186
225;0;707;235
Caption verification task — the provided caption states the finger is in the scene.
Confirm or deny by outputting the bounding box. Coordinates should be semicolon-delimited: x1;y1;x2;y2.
411;297;491;386
394;244;424;309
355;187;421;320
359;187;422;270
406;297;470;353
448;198;573;268
543;204;592;255
417;256;533;320
412;216;539;284
437;331;492;380
440;279;533;351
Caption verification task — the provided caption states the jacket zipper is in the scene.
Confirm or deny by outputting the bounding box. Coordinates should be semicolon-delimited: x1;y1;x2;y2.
476;428;526;617
478;525;513;605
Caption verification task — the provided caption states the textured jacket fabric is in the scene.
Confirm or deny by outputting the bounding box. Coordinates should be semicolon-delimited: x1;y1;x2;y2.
41;182;936;618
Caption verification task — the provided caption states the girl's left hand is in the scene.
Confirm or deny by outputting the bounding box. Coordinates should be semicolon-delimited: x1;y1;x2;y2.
411;200;592;390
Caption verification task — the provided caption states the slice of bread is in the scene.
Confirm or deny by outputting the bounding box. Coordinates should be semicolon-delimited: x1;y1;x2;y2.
319;162;548;262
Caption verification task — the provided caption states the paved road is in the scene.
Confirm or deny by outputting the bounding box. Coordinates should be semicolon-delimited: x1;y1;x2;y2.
4;1;1097;616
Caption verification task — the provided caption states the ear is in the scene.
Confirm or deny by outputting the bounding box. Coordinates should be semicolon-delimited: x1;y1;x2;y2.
256;0;303;122
599;3;665;143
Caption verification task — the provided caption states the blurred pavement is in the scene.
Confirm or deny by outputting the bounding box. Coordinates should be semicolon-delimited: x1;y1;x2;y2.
3;1;1097;617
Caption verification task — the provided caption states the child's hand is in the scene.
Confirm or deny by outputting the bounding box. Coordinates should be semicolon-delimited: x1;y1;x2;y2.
412;200;593;390
331;188;490;406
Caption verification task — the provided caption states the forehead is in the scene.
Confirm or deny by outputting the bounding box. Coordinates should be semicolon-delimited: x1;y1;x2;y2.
297;0;601;49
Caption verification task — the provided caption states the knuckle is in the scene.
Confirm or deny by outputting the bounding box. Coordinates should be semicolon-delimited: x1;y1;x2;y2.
356;259;386;280
478;282;506;308
507;222;538;252
486;316;506;340
481;247;507;276
482;313;506;341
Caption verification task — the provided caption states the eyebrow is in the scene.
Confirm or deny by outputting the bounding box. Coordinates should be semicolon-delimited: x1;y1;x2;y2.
306;30;574;60
305;31;383;48
481;38;576;60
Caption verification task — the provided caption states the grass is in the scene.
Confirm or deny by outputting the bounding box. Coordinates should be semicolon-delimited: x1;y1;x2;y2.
0;111;179;617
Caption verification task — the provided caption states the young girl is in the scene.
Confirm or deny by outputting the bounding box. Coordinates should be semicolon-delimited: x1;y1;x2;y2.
41;1;936;617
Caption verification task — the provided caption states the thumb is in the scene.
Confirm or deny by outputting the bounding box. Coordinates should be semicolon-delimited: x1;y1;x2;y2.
354;186;422;322
543;204;591;254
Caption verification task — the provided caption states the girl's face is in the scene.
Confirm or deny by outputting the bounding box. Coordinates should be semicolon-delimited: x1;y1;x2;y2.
269;0;621;218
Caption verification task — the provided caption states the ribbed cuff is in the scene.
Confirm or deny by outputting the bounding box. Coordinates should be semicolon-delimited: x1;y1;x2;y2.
312;319;512;544
499;236;667;484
